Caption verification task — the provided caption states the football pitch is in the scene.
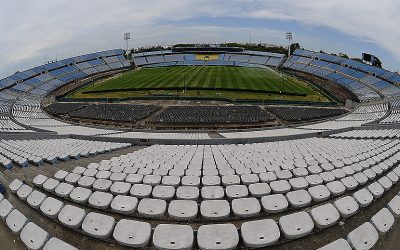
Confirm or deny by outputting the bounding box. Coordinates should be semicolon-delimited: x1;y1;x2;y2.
69;66;330;102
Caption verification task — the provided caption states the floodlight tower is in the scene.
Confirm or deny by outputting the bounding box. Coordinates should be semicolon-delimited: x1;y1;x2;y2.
124;32;131;53
286;32;293;58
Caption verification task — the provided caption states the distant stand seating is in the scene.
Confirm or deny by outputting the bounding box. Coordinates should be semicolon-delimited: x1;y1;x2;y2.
133;50;285;68
67;104;160;123
267;106;347;122
283;49;400;102
46;102;90;115
153;106;274;125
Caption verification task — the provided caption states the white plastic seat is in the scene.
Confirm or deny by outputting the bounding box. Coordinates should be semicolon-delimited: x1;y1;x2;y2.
308;185;330;202
43;178;60;193
200;200;230;220
221;175;241;186
176;186;199;200
248;183;270;197
367;182;384;198
82;212;115;239
96;170;111;179
305;175;323;186
231;197;260;217
33;175;48;187
279;211;314;239
162;176;181;187
6;209;28;234
152;185;175;200
201;186;225;200
288;177;308;190
111;195;138;215
308;165;323;174
142;175;161;186
77;176;95;188
168;200;198;220
130;184;152;198
378;176;392;191
20;222;49;250
293;167;308;177
181;176;201;186
113;219;151;247
226;185;248;199
241;174;259;185
54;170;69;181
110;182;131;195
241;219;280;248
72;166;86;175
9;179;23;193
27;190;46;209
353;188;374;207
331;169;346;179
83;168;98;177
137;198;167;218
58;205;86;229
55;183;74;198
110;172;127;182
387;195;400;218
261;194;288;213
17;185;33;200
269;180;291;194
334;196;359;218
326;181;346;196
126;174;143;184
40;197;64;218
153;224;194;250
202;176;221;186
310;203;340;229
387;171;399;183
276;170;292;180
259;172;277;183
92;179;112;192
347;222;378;250
341;176;358;190
88;191;113;209
70;187;92;204
363;169;377;180
43;237;78;250
64;173;81;185
370;208;394;235
353;172;368;185
0;199;13;219
318;238;352;250
197;224;239;250
286;190;312;208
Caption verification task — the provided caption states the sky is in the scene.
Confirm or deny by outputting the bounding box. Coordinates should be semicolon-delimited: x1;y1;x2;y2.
1;0;399;78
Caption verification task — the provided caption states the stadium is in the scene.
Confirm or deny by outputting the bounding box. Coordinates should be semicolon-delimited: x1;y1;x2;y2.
1;1;400;250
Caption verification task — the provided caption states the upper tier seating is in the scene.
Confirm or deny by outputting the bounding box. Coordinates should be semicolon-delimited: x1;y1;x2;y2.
283;49;400;101
133;51;285;68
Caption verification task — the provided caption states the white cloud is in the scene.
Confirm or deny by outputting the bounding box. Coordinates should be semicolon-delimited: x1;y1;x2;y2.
0;0;398;77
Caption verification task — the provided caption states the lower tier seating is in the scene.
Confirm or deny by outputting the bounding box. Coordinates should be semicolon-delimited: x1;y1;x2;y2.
153;105;274;125
0;195;77;249
267;106;346;122
68;104;161;123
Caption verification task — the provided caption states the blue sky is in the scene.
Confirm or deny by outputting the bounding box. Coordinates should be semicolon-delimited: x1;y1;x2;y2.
0;0;399;78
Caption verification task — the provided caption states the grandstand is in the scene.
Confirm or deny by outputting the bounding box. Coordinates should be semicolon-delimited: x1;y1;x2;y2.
1;44;400;250
283;49;400;102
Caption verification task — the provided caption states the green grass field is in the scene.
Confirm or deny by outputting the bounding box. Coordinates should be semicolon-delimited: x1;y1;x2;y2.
69;66;330;102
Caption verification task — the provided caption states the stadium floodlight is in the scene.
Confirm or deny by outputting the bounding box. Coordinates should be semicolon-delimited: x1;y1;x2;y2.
286;32;293;57
124;32;131;52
